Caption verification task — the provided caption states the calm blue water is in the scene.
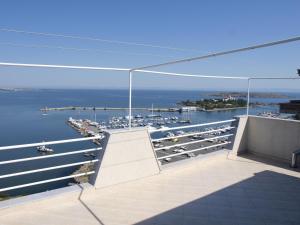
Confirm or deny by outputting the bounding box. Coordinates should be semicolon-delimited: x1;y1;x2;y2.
0;89;299;197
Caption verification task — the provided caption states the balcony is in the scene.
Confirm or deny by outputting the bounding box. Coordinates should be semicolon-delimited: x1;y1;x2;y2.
0;116;299;225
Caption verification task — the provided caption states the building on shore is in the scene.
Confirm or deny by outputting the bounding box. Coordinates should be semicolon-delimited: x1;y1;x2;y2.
279;100;300;113
279;100;300;120
179;106;198;112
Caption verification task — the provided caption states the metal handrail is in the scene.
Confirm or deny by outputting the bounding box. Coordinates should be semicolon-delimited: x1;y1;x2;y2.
0;147;102;165
150;119;236;133
0;160;98;179
157;141;230;160
154;134;233;151
152;126;235;142
0;171;95;192
0;136;102;151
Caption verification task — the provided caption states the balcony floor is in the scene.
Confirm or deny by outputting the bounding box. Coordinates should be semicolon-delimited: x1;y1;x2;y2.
1;151;300;225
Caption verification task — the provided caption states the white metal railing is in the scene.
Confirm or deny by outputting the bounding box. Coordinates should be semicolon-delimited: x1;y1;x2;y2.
0;136;101;151
0;171;95;192
150;119;236;162
154;134;233;151
157;142;231;160
0;147;101;165
0;136;102;193
0;159;98;179
152;126;235;142
149;119;236;133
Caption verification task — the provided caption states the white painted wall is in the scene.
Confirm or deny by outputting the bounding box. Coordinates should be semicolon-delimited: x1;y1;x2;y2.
232;116;300;163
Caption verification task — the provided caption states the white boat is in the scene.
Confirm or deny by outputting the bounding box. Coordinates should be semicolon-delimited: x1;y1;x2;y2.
165;132;175;138
84;152;96;157
89;121;99;126
175;130;185;135
37;145;54;153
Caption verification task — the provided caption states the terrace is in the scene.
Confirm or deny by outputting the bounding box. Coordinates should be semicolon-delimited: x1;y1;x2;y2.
0;37;300;225
1;116;300;225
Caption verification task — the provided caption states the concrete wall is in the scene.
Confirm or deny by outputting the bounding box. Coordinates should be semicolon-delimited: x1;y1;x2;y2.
230;116;249;157
232;116;300;163
91;128;160;188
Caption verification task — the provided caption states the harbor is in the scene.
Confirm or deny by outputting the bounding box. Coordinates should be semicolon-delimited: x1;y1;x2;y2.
66;114;234;165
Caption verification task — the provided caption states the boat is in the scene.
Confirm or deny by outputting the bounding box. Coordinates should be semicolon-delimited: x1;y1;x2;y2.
89;121;99;127
165;132;175;138
84;152;96;158
147;104;161;118
178;119;191;123
37;145;54;153
134;114;143;119
164;157;172;162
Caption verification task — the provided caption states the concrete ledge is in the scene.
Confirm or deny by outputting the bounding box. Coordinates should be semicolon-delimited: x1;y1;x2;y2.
93;128;160;188
0;183;93;211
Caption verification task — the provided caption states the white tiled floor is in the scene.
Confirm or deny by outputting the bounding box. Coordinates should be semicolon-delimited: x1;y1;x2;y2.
1;152;300;225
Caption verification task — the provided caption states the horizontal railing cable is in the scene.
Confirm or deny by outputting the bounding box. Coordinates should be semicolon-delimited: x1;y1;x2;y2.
0;160;98;179
0;62;129;72
152;127;235;141
150;119;236;133
154;134;233;151
132;36;300;71
136;70;249;80
157;142;230;160
0;147;102;165
0;136;102;151
0;171;95;192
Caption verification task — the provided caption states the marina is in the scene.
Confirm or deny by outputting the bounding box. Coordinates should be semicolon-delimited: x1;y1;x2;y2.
66;114;234;165
0;89;299;197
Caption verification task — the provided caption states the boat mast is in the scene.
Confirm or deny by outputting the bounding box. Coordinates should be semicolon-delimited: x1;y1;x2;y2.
151;103;154;115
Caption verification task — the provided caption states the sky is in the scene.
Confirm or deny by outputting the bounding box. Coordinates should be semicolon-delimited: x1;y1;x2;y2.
0;0;299;91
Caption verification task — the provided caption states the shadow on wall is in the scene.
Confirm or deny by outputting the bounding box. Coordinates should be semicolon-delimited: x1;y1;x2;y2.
134;170;300;225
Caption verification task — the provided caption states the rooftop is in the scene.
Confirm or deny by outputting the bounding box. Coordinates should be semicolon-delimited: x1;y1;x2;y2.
1;150;300;225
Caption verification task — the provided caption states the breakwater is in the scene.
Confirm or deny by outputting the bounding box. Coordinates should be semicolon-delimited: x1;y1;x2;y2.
41;106;180;112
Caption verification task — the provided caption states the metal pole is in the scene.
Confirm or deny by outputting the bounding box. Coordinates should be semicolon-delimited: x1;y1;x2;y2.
131;36;300;71
128;71;132;129
247;79;251;115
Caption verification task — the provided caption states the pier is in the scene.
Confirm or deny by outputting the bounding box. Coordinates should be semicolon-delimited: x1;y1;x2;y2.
41;106;180;112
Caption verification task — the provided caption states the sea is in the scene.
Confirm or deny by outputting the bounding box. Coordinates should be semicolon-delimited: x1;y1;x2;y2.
0;89;299;197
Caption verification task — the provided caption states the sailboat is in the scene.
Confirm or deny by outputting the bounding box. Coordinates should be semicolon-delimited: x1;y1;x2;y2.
42;106;48;116
147;104;161;118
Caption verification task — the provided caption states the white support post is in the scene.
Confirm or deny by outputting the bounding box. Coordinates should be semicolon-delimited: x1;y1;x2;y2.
247;78;251;115
128;71;132;129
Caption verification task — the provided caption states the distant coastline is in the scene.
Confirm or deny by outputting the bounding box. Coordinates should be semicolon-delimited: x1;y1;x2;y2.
209;92;289;99
0;88;26;92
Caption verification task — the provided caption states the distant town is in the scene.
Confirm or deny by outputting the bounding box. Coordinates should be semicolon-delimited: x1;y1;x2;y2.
179;96;247;111
210;92;289;99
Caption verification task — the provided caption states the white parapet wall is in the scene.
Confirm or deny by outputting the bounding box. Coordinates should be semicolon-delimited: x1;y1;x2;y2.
90;128;160;188
231;115;300;163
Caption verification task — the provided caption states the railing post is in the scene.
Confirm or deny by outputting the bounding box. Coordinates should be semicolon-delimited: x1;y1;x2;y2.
128;71;132;129
247;78;251;115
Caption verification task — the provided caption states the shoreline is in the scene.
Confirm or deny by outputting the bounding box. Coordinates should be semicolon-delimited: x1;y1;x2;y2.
41;106;250;112
203;106;248;112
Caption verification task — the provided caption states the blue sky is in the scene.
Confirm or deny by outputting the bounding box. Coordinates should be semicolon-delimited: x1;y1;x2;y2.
0;0;299;91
